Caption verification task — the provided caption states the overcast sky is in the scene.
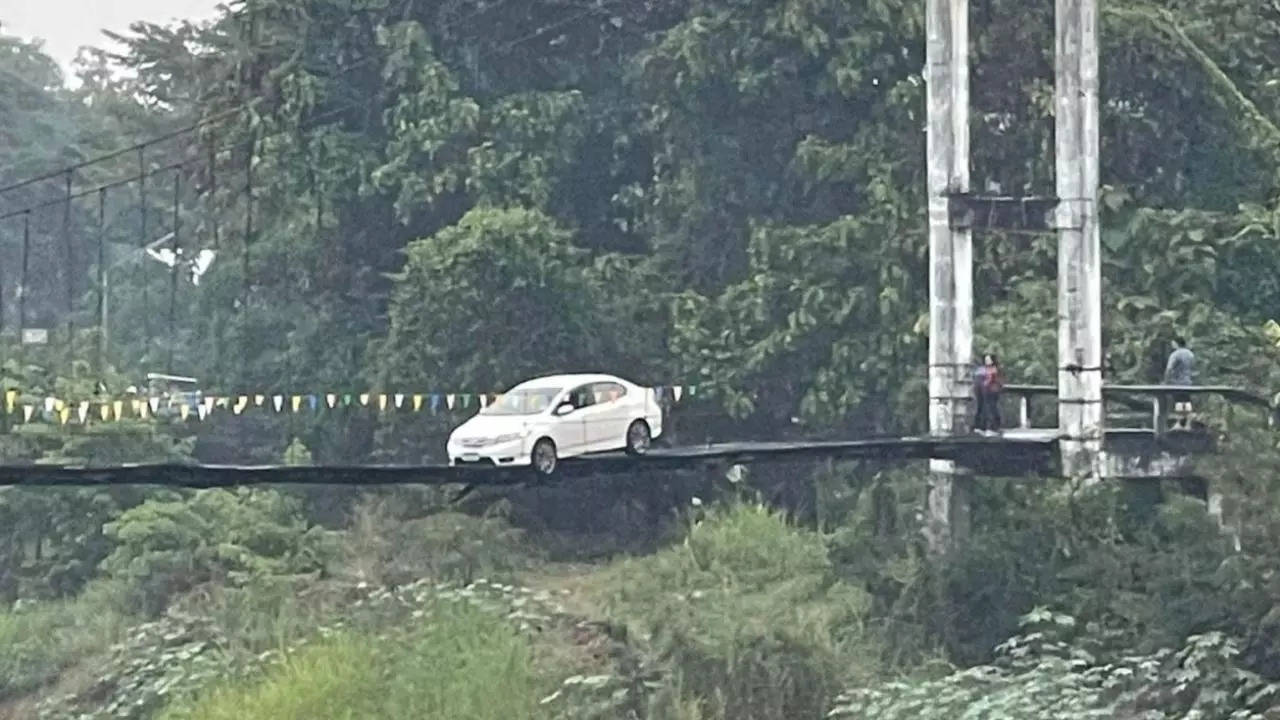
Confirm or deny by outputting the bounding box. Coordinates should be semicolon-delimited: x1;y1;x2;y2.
5;0;221;81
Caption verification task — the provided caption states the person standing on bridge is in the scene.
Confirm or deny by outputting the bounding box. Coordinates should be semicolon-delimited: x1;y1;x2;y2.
1163;336;1196;429
973;353;1004;435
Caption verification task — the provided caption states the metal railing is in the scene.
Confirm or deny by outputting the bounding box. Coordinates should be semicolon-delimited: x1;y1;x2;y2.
1002;384;1277;436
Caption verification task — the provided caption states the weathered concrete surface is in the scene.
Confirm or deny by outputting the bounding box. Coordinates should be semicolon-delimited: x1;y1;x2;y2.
925;0;973;555
1055;0;1105;480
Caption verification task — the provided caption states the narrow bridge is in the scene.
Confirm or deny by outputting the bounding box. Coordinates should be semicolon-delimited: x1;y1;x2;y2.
0;384;1270;489
0;0;1277;558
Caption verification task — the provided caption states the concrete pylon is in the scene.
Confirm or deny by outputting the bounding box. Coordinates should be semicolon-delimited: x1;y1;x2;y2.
1055;0;1105;480
924;0;973;555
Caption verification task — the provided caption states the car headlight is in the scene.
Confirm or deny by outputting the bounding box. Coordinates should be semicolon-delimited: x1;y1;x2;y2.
494;433;522;444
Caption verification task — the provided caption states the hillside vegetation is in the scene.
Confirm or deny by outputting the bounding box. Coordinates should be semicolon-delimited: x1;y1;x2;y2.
2;0;1280;717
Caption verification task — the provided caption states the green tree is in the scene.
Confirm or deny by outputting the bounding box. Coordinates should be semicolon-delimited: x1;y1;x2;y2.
100;488;334;615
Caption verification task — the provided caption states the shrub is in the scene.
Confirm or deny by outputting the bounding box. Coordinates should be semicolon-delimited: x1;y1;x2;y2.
340;496;537;587
158;592;547;720
100;489;336;615
0;586;130;699
828;609;1280;719
595;503;877;720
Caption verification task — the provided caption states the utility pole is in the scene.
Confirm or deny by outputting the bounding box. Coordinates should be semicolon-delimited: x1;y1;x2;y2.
1055;0;1104;480
924;0;973;555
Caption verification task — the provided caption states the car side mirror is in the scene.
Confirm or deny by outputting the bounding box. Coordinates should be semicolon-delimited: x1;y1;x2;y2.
554;402;575;416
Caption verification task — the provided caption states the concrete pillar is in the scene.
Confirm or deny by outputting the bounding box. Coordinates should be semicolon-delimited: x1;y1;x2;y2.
925;0;973;554
1055;0;1105;480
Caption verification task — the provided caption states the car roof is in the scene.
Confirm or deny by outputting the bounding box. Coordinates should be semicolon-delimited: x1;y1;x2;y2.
510;373;633;390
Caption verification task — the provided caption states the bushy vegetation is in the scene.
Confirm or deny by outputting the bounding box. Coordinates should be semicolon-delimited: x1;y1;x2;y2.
829;608;1280;719
4;0;1280;717
0;588;129;700
593;504;876;719
100;489;336;615
159;600;544;720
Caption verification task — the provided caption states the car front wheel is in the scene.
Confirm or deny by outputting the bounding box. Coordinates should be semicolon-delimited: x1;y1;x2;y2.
625;420;652;456
531;438;558;477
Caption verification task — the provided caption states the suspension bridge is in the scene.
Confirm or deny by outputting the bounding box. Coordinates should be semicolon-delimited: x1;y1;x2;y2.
0;0;1276;556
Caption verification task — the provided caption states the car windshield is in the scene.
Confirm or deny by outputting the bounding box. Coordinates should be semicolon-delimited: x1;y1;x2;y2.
480;387;563;416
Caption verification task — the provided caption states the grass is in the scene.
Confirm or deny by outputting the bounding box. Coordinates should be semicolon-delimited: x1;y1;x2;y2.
0;585;131;700
159;595;551;720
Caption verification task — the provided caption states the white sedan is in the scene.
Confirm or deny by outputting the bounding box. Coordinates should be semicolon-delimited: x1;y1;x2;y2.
446;373;664;476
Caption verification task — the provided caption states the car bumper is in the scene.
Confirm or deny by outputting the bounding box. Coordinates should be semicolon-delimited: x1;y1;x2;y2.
447;438;529;467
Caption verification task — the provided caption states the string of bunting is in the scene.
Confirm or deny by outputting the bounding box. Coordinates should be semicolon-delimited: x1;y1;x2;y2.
0;385;700;426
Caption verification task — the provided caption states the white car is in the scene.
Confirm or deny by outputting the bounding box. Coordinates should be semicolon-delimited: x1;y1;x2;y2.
446;373;663;476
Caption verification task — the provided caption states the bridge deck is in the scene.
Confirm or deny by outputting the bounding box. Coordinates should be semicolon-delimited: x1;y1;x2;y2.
0;424;1233;487
0;433;1061;487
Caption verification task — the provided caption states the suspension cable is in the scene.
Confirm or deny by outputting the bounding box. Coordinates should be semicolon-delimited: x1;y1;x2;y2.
168;170;181;375
61;170;74;358
139;148;152;364
19;212;30;365
97;187;106;373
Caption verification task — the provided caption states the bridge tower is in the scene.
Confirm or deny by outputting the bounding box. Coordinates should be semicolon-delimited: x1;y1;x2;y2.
925;0;1104;553
1053;0;1105;481
924;0;974;555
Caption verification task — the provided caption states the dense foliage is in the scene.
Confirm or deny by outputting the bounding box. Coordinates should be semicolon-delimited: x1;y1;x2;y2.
2;0;1280;717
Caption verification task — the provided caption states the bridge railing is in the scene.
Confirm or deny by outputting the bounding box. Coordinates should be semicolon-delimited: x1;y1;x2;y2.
1002;384;1277;436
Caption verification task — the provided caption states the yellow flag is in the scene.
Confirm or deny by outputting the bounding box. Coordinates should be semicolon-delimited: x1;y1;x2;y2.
131;399;143;416
180;404;190;421
413;394;424;412
59;407;70;425
54;398;66;412
291;395;302;413
99;404;110;421
5;389;16;413
378;394;388;411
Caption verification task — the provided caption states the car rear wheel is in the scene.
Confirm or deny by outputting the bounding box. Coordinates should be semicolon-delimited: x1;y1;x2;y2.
531;438;557;477
625;420;651;456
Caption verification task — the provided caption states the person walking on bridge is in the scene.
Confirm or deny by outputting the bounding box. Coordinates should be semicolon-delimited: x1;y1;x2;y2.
973;353;1004;435
1163;336;1195;429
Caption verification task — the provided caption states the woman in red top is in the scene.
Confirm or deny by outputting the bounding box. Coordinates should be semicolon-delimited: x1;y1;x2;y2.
975;353;1003;434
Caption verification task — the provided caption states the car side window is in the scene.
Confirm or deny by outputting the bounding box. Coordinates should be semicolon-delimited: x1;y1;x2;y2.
566;385;596;410
592;382;626;404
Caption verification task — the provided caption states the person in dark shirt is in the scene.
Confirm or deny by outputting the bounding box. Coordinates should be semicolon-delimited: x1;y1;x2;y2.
1163;336;1195;429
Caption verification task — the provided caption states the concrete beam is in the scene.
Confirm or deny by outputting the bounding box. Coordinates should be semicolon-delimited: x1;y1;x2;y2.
1055;0;1105;480
925;0;973;554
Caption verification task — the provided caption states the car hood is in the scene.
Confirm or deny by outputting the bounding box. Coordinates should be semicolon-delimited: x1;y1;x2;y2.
451;414;540;439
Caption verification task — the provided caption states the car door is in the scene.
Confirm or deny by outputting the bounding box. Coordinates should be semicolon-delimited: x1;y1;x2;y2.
549;384;592;456
583;381;629;450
